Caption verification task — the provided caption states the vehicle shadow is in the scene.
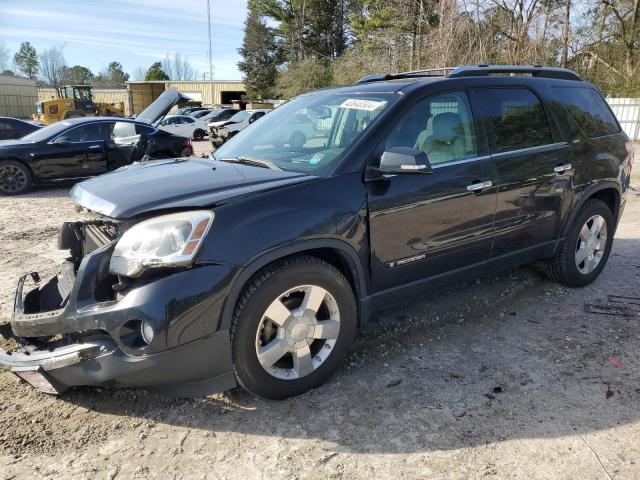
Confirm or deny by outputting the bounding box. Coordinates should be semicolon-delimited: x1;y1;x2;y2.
56;237;640;454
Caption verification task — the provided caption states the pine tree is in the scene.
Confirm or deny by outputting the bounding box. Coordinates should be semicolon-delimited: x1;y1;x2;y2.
14;42;39;78
145;62;169;81
238;1;282;99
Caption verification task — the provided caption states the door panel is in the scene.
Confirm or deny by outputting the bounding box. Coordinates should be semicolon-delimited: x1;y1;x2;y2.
368;159;498;292
474;87;574;259
32;142;106;179
366;90;497;293
32;123;108;180
491;143;574;257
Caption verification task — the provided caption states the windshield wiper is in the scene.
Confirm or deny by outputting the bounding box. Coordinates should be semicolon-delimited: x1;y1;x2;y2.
219;156;282;171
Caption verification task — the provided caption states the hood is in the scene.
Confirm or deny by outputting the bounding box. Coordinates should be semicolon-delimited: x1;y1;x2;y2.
136;89;192;125
208;119;236;129
0;139;22;148
70;158;315;219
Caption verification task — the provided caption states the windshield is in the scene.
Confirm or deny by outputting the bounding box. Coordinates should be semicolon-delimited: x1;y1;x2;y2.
228;110;251;123
214;92;396;175
21;121;74;143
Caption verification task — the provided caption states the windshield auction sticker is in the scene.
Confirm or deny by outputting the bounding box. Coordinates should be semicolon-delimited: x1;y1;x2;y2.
339;99;386;111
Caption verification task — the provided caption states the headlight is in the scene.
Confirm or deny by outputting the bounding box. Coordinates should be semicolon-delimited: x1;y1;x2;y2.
109;210;214;278
220;128;229;138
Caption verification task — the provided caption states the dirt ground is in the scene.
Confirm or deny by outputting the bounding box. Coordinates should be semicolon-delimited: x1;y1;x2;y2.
0;141;639;479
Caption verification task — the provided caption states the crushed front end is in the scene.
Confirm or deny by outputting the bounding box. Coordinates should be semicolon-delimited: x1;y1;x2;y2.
1;215;238;396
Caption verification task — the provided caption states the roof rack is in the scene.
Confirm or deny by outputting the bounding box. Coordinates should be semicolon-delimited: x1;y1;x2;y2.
447;65;582;81
356;67;455;84
356;64;581;84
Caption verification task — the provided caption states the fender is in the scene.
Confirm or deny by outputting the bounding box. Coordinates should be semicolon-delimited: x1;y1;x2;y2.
559;180;621;240
217;238;368;331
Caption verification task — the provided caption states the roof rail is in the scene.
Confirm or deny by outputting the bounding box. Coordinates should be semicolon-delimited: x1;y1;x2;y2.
356;64;582;84
447;65;582;81
356;67;456;84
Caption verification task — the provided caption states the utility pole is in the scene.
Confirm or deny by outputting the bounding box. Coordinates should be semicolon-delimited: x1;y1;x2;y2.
561;0;571;68
207;0;214;105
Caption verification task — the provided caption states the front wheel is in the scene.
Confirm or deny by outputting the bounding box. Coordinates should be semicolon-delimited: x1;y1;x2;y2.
231;256;357;399
544;199;614;287
0;160;32;195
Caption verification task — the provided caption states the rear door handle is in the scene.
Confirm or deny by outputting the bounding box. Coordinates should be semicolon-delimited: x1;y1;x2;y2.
554;163;572;173
467;180;493;192
88;144;102;149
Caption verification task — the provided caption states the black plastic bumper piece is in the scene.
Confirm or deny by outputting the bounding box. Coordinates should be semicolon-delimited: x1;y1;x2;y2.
0;331;236;397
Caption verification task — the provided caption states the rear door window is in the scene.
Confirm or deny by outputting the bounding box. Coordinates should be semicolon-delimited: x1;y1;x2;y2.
477;88;554;153
551;86;619;137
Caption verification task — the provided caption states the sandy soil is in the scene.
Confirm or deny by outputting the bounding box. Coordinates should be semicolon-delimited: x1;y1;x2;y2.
0;143;639;479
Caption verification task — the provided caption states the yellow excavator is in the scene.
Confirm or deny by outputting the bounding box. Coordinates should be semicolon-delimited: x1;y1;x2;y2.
34;85;125;124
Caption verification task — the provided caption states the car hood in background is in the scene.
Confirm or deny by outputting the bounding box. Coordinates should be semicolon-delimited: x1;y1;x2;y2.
136;89;192;125
208;119;236;129
70;158;315;219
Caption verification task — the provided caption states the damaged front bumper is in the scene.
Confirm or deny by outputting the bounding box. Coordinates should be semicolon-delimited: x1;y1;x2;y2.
1;222;239;396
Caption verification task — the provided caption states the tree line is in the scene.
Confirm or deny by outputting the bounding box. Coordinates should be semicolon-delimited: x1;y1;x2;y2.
238;0;640;99
0;42;199;89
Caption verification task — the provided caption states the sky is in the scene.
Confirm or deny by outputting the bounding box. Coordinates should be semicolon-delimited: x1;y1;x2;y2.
0;0;248;80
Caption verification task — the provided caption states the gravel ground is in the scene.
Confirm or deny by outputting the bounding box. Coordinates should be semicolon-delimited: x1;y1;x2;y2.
0;143;639;479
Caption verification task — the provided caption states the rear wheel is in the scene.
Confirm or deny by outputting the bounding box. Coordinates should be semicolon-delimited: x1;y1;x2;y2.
0;160;32;195
544;199;614;287
231;256;357;399
193;129;205;140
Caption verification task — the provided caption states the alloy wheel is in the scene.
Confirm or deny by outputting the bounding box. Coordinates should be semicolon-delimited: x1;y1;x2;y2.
0;164;28;194
575;214;608;274
255;285;341;380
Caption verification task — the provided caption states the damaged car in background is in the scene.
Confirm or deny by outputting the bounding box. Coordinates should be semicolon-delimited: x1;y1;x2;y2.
0;65;632;400
0;89;192;195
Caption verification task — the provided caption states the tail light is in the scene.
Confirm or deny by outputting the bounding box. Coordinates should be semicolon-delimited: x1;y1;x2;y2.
180;139;192;148
625;140;634;167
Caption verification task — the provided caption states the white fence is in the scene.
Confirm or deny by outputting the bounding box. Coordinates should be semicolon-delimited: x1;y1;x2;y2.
607;98;640;140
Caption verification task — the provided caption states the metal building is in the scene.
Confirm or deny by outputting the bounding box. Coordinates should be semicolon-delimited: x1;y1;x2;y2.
0;75;38;118
127;80;246;115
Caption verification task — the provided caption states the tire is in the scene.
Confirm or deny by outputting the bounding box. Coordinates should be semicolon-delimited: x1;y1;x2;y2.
193;129;205;141
289;131;306;149
231;255;357;399
544;199;614;287
0;160;32;195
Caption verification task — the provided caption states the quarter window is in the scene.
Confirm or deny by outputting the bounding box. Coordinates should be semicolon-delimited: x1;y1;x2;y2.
477;88;553;153
382;91;478;166
552;87;619;137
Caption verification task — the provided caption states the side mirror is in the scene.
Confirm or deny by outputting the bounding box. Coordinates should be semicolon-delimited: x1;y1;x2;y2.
368;147;432;180
53;136;70;146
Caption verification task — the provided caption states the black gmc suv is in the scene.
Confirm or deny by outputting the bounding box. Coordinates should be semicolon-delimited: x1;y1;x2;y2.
0;65;632;400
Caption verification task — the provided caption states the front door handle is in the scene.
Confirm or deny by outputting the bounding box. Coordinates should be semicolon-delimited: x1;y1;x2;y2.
467;180;493;192
88;144;102;149
554;163;572;173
